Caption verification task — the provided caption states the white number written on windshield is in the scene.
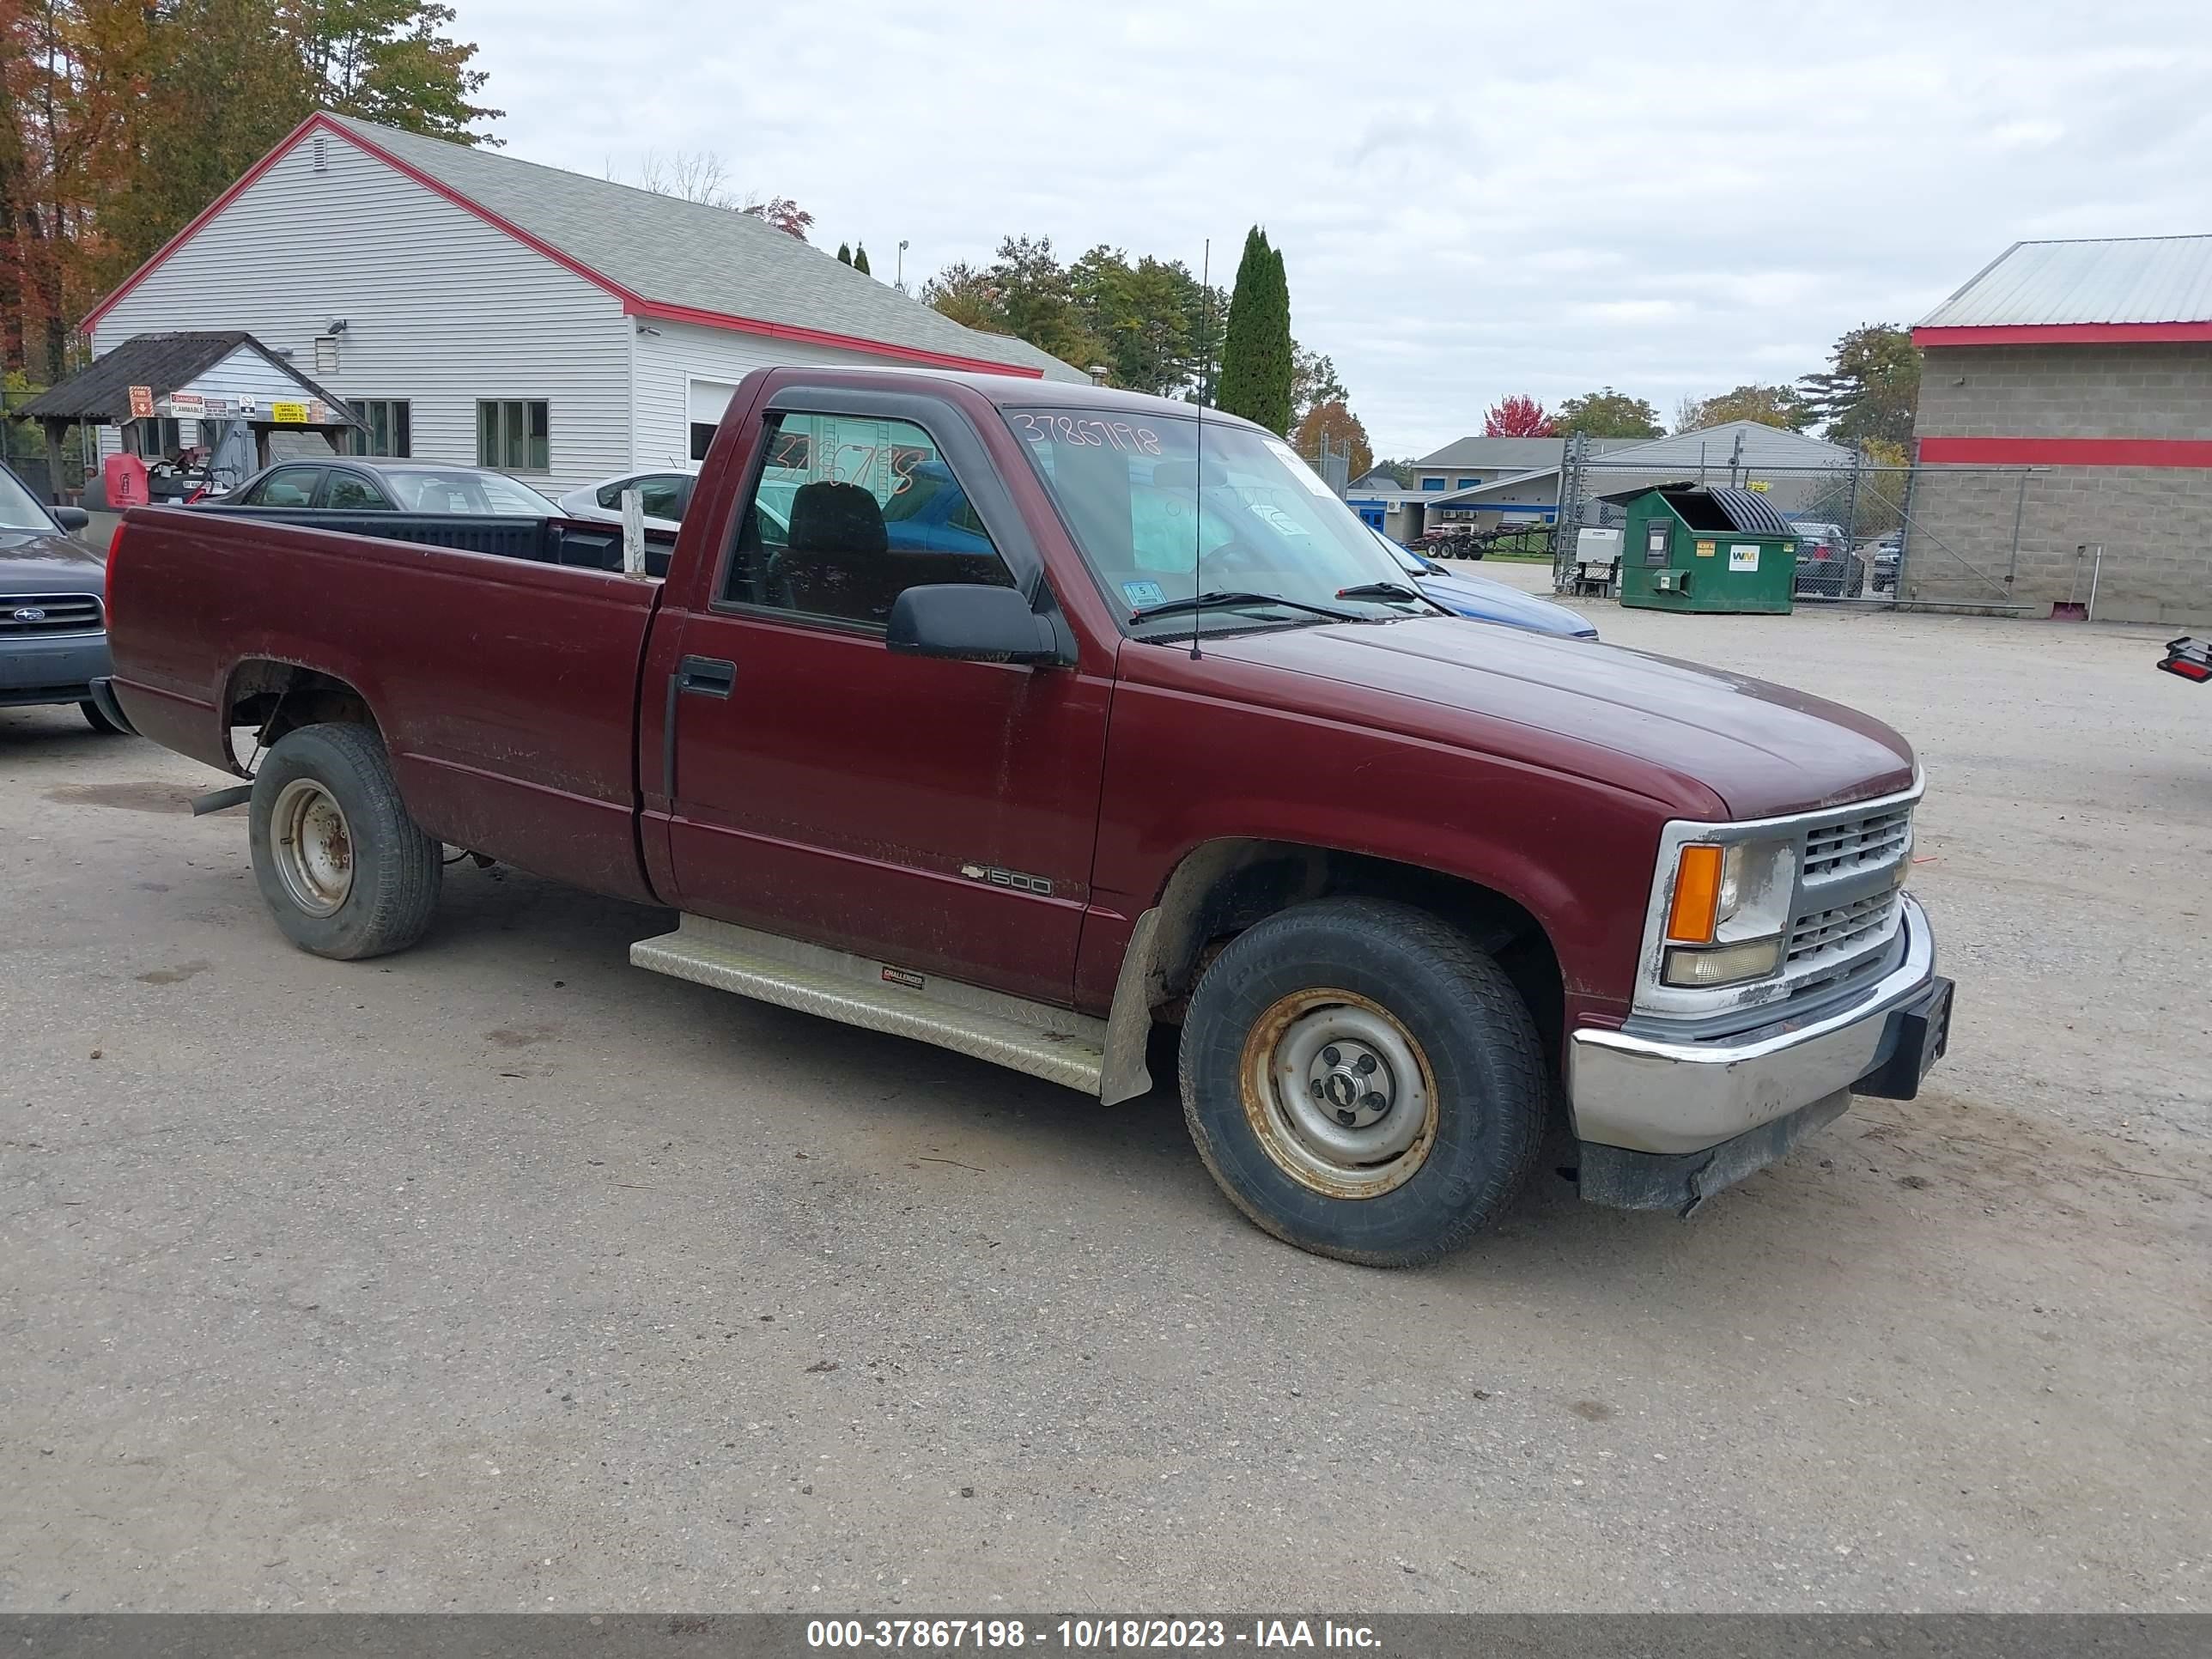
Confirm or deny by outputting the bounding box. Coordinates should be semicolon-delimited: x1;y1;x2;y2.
1009;412;1163;455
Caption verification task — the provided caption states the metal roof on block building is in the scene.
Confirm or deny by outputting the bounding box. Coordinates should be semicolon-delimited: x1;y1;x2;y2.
1915;236;2212;344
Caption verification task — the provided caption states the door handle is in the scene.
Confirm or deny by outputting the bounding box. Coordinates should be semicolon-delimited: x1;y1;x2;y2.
663;656;736;804
678;655;736;697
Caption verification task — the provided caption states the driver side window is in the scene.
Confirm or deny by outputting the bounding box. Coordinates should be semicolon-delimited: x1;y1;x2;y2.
720;410;1014;629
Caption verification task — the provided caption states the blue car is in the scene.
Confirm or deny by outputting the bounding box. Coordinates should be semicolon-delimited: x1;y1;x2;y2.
1370;530;1598;640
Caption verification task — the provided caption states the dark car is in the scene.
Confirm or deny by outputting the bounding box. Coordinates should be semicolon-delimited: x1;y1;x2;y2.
0;463;123;734
215;459;558;516
1791;520;1865;599
1370;530;1598;639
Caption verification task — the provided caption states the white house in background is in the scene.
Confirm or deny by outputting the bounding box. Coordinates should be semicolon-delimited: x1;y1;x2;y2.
82;112;1086;492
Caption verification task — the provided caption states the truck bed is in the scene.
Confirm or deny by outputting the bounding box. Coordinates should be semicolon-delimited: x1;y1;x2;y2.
106;505;667;903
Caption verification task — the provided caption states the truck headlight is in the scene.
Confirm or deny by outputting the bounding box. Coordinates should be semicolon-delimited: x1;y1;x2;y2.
1660;837;1795;988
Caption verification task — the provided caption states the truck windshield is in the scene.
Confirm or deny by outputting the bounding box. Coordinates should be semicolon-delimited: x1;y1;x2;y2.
1005;409;1426;634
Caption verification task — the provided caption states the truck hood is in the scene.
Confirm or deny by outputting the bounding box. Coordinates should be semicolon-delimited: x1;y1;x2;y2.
0;527;105;592
1195;617;1917;820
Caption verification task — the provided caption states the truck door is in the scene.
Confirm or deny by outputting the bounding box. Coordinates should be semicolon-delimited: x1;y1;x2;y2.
656;391;1112;1009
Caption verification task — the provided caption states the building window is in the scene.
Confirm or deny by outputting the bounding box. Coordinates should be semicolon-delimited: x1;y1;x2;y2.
1455;476;1480;488
1419;477;1445;491
348;399;412;458
477;399;550;472
690;422;719;462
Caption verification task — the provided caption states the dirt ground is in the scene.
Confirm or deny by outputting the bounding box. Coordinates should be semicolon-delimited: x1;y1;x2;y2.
3;593;2208;1612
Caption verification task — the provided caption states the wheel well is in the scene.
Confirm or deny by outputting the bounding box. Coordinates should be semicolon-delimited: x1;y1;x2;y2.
1146;838;1565;1060
223;661;379;770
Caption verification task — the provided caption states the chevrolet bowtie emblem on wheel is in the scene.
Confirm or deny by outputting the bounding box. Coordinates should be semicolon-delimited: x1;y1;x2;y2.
11;606;46;623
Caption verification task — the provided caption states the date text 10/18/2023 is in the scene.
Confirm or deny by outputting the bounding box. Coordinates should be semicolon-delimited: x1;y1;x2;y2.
805;1620;1382;1651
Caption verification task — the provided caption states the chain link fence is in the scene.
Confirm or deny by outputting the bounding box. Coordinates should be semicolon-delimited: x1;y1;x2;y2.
1544;443;2043;612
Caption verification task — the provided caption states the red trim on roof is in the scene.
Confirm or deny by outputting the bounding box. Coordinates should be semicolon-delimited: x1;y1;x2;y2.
626;299;1042;377
1919;436;2212;468
1913;321;2212;347
82;113;327;330
83;113;1048;379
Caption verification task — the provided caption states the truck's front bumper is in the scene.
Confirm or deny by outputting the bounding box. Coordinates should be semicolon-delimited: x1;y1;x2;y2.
0;629;112;707
1565;894;1950;1212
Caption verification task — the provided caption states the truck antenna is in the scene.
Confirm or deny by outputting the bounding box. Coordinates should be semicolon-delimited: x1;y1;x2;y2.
1191;236;1209;662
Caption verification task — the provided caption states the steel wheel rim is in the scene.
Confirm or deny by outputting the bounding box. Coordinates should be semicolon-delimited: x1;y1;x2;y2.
1240;988;1437;1199
270;778;355;917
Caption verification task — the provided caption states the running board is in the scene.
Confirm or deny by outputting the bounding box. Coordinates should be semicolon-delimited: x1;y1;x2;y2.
629;915;1108;1096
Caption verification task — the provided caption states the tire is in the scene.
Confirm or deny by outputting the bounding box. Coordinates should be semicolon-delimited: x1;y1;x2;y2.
1178;896;1548;1267
246;721;441;960
79;698;126;735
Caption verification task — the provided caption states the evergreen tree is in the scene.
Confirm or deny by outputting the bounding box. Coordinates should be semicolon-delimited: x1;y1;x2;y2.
1217;227;1294;434
853;242;871;276
836;242;853;265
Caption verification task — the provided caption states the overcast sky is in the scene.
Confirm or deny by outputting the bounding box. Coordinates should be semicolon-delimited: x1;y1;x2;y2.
459;0;2210;458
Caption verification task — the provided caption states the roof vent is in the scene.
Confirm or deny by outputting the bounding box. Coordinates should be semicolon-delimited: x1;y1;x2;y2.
312;134;327;173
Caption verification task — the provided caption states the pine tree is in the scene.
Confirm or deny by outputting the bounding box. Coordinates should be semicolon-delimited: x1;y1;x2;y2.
836;242;853;265
853;242;871;276
1216;227;1293;434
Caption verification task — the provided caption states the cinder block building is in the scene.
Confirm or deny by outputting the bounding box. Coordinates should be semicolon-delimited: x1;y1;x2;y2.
1908;236;2212;624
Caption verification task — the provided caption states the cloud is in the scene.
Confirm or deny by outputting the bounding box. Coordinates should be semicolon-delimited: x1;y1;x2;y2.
454;0;2212;455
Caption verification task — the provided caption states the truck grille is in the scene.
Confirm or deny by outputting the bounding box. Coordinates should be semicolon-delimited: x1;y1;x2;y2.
1802;805;1911;878
0;592;102;635
1787;890;1899;965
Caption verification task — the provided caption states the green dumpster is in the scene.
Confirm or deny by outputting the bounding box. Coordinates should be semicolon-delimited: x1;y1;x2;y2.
1605;482;1797;615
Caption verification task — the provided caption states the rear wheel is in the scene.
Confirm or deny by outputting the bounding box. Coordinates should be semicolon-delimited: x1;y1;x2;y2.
247;721;441;960
1178;897;1548;1267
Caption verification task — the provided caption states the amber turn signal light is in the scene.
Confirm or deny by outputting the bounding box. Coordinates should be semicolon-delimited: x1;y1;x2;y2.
1666;844;1723;943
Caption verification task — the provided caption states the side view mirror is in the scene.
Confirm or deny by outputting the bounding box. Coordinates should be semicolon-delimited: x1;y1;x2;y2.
52;506;89;531
887;584;1066;665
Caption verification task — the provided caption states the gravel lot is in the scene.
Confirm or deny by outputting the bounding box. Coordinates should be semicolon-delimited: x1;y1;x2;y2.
3;594;2208;1613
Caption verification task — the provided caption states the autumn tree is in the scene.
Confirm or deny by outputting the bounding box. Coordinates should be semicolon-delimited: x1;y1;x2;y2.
3;0;503;381
1293;398;1372;483
1291;345;1346;426
1798;324;1919;445
738;194;813;240
1482;393;1553;437
1552;386;1663;439
1675;383;1813;432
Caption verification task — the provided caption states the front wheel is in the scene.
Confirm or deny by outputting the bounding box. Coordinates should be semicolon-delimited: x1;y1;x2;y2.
247;721;442;960
1178;897;1548;1267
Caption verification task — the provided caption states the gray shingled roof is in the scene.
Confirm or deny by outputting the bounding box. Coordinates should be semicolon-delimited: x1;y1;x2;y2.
324;115;1088;383
22;329;363;425
1917;235;2212;329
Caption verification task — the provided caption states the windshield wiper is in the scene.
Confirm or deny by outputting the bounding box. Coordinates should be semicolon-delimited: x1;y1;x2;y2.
1334;580;1434;605
1127;588;1359;625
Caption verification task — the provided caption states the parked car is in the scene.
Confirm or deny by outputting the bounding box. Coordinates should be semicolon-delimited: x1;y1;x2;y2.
214;459;558;517
1791;520;1866;599
0;461;124;734
1371;530;1599;640
555;468;697;536
99;368;1951;1267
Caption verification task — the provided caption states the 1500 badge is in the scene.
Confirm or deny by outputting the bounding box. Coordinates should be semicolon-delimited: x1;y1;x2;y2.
959;862;1053;896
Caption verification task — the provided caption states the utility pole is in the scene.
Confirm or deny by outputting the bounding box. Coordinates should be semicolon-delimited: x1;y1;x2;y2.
896;240;908;289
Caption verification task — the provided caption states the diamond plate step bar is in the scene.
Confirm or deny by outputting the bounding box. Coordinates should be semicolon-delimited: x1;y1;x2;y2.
631;914;1116;1096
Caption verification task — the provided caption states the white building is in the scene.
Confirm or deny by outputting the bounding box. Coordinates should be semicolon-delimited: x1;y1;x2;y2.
83;112;1086;491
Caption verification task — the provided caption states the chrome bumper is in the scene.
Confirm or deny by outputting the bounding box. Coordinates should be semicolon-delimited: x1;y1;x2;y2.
1567;893;1939;1156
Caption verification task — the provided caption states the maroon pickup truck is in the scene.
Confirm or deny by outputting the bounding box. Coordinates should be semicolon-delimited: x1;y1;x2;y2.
97;367;1952;1266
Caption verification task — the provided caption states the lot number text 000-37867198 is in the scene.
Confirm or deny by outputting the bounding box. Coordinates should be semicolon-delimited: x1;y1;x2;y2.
805;1620;1383;1650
